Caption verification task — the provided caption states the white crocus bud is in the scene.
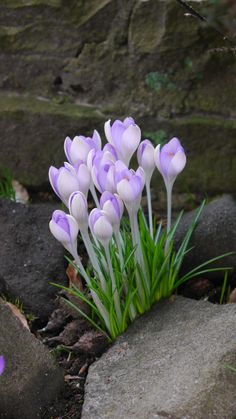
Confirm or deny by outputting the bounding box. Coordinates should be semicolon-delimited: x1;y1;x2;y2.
68;191;88;231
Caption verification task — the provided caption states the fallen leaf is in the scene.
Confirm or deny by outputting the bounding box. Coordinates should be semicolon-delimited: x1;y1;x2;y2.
66;263;84;291
12;180;29;204
228;288;236;303
6;302;30;330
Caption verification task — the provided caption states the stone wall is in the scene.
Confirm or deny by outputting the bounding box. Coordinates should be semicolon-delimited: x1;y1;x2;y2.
0;0;235;193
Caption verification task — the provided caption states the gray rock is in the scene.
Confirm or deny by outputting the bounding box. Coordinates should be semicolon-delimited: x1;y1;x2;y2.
0;298;64;418
82;296;236;419
174;195;236;278
0;198;67;321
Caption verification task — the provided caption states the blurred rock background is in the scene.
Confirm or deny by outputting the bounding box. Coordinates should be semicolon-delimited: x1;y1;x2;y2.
0;0;235;195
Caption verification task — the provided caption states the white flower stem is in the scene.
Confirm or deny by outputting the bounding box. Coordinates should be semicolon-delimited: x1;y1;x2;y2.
128;212;145;307
114;230;137;321
70;242;111;333
165;183;173;255
70;243;91;285
133;214;150;294
146;180;153;239
104;244;122;326
90;183;100;208
114;230;124;267
81;229;107;292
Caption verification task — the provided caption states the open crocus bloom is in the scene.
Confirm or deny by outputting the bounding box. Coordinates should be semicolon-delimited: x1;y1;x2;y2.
49;210;79;249
104;117;141;166
0;356;5;375
154;137;186;187
64;130;101;165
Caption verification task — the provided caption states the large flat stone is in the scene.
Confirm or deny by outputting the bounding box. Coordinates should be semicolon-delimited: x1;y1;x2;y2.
0;298;64;418
0;198;67;321
174;194;236;277
82;296;236;419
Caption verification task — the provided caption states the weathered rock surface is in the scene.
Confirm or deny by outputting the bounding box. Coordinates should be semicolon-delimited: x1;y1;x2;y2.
0;198;67;321
174;194;236;277
0;1;235;192
82;296;236;419
0;298;64;418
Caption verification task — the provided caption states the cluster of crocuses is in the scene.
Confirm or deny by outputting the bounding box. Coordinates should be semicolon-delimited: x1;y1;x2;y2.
49;117;186;338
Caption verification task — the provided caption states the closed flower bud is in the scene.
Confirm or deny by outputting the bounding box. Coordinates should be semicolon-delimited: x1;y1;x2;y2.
89;209;113;245
137;140;155;180
49;164;81;206
115;161;145;208
64;130;101;165
73;162;91;197
89;149;117;194
104;117;141;166
100;192;124;229
154;137;186;187
49;210;79;249
69;191;88;231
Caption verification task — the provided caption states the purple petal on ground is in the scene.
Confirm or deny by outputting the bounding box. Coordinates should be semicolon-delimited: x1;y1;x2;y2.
0;356;5;375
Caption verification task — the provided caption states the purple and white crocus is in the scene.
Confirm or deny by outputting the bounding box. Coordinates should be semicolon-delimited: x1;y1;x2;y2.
49;162;90;206
89;208;122;325
105;117;141;166
154;137;186;235
64;130;101;165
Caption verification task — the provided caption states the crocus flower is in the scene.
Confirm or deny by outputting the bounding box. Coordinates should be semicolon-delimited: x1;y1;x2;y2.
89;209;113;246
49;163;81;206
104;117;141;166
73;162;91;197
137;140;155;181
154;137;186;188
49;210;79;253
69;191;88;231
115;161;145;211
64;130;101;165
0;356;5;375
154;137;186;241
88;149;117;194
100;192;124;230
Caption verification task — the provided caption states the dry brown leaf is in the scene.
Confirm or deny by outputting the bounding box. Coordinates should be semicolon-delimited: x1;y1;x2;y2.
66;263;84;291
6;302;30;330
12;180;29;204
